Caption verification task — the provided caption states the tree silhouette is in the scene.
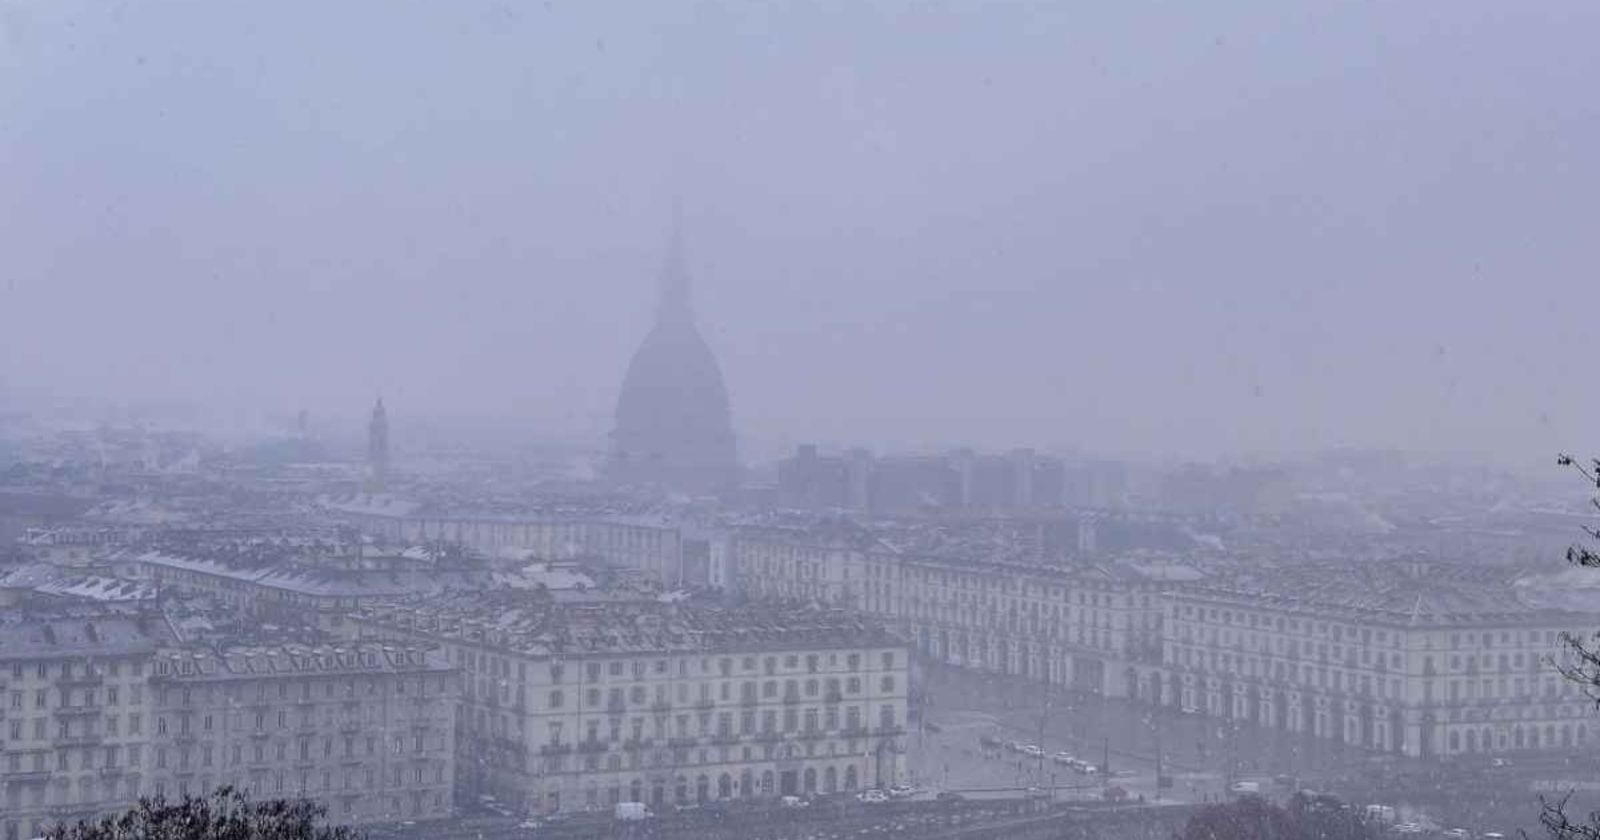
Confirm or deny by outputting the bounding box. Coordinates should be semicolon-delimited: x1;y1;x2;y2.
1539;455;1600;840
1179;794;1378;840
45;787;359;840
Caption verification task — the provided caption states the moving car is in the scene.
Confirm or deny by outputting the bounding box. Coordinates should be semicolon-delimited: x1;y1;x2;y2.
1052;751;1076;765
1021;745;1045;758
888;784;916;798
1230;781;1262;795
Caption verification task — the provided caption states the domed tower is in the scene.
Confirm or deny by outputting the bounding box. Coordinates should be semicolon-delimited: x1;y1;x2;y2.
609;220;738;493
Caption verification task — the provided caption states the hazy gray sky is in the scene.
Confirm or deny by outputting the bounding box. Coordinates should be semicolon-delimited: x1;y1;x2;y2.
2;1;1596;463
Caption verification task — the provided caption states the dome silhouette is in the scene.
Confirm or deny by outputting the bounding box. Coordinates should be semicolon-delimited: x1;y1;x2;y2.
608;222;738;493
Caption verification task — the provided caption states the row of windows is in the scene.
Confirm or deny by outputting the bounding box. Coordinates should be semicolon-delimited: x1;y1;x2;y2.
546;674;889;710
462;649;897;684
8;683;139;710
6;659;142;680
543;702;900;745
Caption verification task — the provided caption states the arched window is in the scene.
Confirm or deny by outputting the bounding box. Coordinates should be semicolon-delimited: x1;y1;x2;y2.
844;765;859;791
717;773;732;799
803;767;817;793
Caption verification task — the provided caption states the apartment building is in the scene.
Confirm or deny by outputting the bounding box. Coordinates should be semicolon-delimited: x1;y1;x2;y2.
344;592;909;815
0;614;174;840
725;520;885;607
0;612;456;840
727;520;1185;698
322;498;687;585
1160;563;1598;757
143;642;457;824
861;554;1183;698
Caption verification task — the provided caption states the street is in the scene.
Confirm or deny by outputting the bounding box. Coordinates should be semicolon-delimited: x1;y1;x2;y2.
906;660;1600;834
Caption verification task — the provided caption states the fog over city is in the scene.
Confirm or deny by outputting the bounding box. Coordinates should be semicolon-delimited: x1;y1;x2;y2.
3;1;1596;461
5;3;1600;840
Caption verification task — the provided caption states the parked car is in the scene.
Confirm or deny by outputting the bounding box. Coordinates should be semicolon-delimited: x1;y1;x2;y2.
858;789;890;804
1442;829;1471;840
780;795;809;808
979;735;1002;749
1003;740;1022;753
936;791;967;803
888;785;916;799
614;802;651;821
1181;705;1202;715
1021;745;1045;758
1052;751;1075;765
1079;763;1098;775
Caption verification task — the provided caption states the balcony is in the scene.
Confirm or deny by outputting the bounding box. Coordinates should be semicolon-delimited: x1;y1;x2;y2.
52;706;99;719
621;737;653;751
576;739;608;754
739;696;758;707
709;733;740;745
694;698;715;711
650;700;672;714
824;690;843;704
605;699;627;714
781;694;801;705
58;673;105;688
666;736;698;748
537;743;572;756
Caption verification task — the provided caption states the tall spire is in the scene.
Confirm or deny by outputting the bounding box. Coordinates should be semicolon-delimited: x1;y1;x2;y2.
367;396;390;493
656;197;692;327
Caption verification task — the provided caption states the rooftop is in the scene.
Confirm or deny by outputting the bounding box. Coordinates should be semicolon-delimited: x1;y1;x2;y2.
0;613;177;660
351;591;903;658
